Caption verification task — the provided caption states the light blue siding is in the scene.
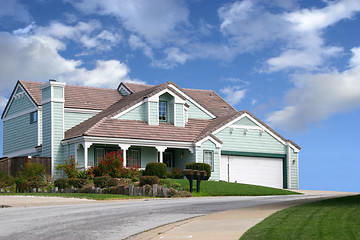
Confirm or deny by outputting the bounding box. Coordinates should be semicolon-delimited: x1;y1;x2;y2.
118;103;147;121
140;147;157;167
42;103;51;157
5;89;35;118
77;144;85;169
53;86;63;99
233;117;257;126
196;140;220;180
38;109;42;145
289;149;299;189
3;114;38;156
42;87;51;101
175;103;184;127
148;102;158;125
186;100;212;120
63;143;76;162
173;148;195;170
215;127;287;154
64;111;96;131
53;102;64;169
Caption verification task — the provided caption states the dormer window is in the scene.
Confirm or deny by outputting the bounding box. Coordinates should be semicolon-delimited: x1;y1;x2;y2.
159;101;167;121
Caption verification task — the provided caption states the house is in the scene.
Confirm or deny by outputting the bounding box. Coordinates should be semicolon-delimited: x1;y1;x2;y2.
1;80;300;189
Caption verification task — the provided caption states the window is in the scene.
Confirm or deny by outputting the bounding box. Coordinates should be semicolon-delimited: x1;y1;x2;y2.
94;147;120;166
127;149;141;168
159;101;167;121
30;111;37;124
203;151;214;172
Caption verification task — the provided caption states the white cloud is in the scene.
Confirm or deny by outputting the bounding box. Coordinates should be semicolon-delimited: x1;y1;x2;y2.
349;47;360;67
285;0;360;33
128;34;154;58
68;0;189;44
266;49;360;131
34;21;121;51
59;60;132;88
0;31;137;95
0;96;8;112
0;0;31;23
220;86;246;106
217;0;360;72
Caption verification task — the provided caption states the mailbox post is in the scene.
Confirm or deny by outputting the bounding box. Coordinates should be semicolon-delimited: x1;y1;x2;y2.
183;169;207;193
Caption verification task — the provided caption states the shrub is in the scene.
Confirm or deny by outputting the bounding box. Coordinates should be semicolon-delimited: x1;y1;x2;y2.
139;176;160;186
107;178;120;187
56;156;79;178
144;162;167;178
68;178;87;188
54;178;69;189
15;162;47;192
170;167;183;179
0;171;14;188
93;176;111;188
92;151;123;178
186;162;211;180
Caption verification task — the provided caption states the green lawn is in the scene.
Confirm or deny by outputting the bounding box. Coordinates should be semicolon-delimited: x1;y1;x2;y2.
165;179;299;196
240;194;360;240
0;193;149;200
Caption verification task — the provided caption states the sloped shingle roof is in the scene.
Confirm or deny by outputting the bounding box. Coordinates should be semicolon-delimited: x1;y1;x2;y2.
20;80;122;110
15;80;299;149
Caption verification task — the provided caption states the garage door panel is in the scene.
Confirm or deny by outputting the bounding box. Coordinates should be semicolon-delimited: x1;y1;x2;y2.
221;155;283;189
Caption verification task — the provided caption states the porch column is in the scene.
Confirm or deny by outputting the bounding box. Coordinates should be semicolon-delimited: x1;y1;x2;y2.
155;146;167;163
119;144;131;167
83;142;92;169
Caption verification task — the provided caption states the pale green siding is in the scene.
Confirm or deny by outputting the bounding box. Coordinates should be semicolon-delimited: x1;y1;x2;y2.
64;111;96;131
3;114;38;156
175;103;184;127
289;149;299;189
118;103;147;121
53;86;63;99
232;117;257;126
148;102;158;125
42;103;51;157
215;126;286;154
5;89;35;118
186;100;212;120
196;140;220;180
53;102;64;169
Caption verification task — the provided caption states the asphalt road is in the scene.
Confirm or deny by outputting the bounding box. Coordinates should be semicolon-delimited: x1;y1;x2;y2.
0;194;330;240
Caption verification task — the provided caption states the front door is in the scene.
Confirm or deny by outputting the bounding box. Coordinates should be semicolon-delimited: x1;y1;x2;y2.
163;152;173;170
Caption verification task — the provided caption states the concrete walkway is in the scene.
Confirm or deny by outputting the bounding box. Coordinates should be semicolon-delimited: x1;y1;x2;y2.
130;190;358;240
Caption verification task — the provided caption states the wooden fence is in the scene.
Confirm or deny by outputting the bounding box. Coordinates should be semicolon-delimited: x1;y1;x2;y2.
0;157;51;176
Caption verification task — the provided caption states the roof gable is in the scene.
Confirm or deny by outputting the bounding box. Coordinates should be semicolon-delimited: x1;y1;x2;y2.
1;81;38;120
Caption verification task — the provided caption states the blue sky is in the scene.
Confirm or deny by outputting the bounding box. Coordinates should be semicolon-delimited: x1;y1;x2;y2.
0;0;359;192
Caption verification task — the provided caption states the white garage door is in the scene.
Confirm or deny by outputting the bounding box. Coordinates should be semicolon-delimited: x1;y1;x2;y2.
220;155;283;189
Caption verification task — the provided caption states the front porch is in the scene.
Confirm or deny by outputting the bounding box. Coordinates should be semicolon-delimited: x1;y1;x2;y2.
63;137;195;171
